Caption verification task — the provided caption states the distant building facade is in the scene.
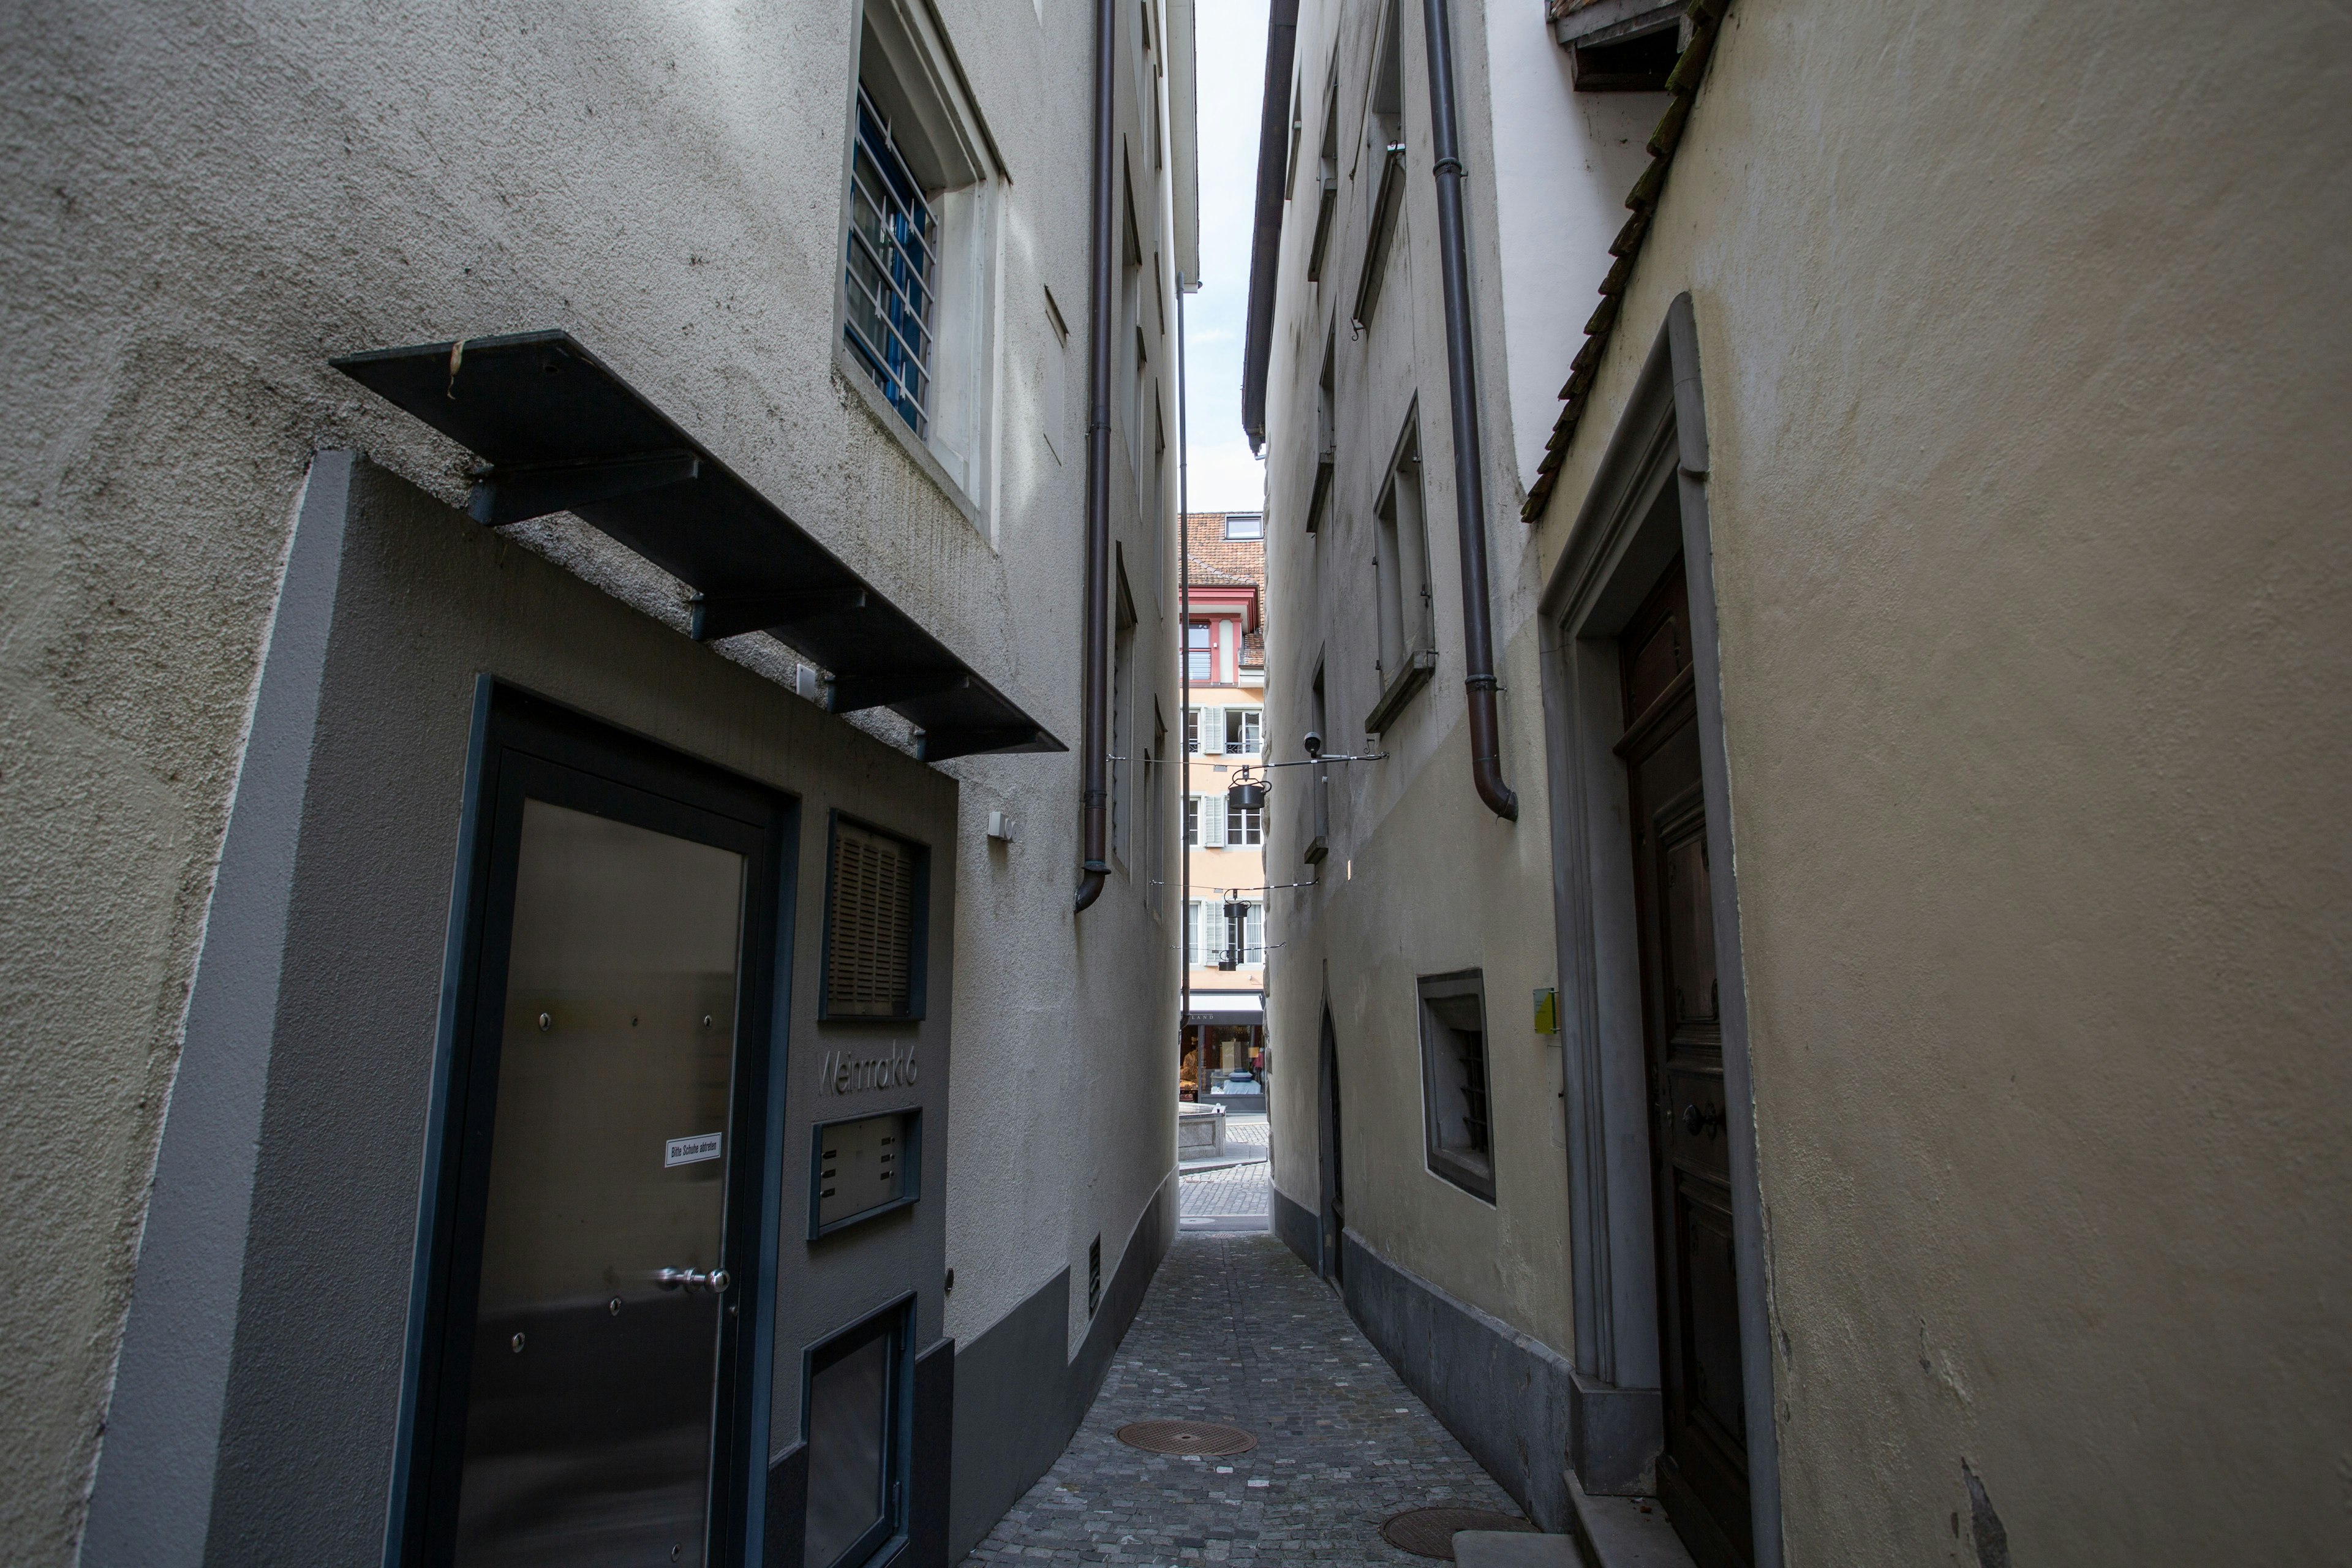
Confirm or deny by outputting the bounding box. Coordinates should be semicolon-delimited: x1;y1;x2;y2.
1;1;1197;1564
1246;0;2348;1564
1182;511;1270;1101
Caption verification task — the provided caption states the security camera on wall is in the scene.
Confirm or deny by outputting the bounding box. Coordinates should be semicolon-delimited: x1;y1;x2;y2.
1302;731;1323;760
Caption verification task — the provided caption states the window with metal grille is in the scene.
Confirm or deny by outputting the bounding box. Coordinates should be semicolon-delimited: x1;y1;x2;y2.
844;85;937;437
825;819;920;1018
1417;971;1494;1200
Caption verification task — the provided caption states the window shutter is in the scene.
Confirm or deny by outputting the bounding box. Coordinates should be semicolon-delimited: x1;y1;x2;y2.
1245;903;1265;962
1202;794;1225;848
826;820;916;1017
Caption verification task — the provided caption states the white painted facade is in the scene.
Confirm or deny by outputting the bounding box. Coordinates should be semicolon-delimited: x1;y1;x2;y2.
0;0;1197;1560
1254;0;2352;1561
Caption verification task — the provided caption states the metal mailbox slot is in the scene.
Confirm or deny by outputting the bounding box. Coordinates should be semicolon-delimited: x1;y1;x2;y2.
809;1110;921;1238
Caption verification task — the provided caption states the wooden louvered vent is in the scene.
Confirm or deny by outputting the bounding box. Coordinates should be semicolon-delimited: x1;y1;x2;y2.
827;821;916;1017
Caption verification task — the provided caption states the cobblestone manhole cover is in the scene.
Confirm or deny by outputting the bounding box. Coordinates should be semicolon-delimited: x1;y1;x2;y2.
1379;1507;1536;1559
1114;1419;1257;1456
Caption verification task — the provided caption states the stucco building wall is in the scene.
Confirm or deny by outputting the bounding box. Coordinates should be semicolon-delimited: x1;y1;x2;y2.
1258;0;1597;1382
1261;0;2350;1559
1518;3;2352;1559
0;0;1189;1558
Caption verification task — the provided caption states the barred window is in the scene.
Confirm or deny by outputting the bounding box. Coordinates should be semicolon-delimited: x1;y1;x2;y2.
845;85;937;438
826;820;919;1018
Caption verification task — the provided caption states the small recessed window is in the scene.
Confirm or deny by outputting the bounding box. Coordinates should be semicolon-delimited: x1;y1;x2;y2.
1418;971;1494;1201
1559;9;1684;92
1224;511;1265;540
840;0;999;503
804;1303;908;1568
824;818;926;1020
1367;417;1437;733
844;85;938;437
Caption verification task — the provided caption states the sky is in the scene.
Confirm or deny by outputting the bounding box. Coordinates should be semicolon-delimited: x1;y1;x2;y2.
1180;0;1272;515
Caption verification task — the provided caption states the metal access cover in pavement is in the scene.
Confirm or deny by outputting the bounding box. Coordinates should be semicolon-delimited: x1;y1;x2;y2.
1380;1506;1537;1559
1113;1419;1258;1456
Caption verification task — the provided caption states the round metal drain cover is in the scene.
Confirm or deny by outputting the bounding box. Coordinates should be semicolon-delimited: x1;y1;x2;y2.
1114;1419;1257;1457
1379;1507;1536;1559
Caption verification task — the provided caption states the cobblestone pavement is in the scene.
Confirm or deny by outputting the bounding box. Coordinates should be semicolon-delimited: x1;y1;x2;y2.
960;1232;1525;1566
1223;1114;1269;1152
1180;1160;1271;1221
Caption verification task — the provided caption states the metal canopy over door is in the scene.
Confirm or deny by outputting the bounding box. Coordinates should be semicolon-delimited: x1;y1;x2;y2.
394;687;792;1568
1617;561;1752;1568
330;331;1063;764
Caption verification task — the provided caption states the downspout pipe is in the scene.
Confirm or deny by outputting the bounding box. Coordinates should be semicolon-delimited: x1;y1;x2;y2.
1419;0;1518;821
1075;0;1118;913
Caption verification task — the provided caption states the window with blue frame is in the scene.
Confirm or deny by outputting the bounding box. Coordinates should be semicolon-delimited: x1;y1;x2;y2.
845;85;937;437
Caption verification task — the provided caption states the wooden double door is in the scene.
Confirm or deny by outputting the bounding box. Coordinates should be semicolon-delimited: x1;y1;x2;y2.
1618;560;1752;1568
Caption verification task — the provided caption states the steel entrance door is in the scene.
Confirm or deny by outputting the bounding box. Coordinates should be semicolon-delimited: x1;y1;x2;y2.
398;691;791;1568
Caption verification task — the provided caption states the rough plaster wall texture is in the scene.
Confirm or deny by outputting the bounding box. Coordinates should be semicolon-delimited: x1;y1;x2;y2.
1256;0;1584;1341
0;347;320;1560
934;0;1183;1366
0;0;1176;1558
1528;2;2352;1561
1290;706;1570;1349
1477;12;1660;491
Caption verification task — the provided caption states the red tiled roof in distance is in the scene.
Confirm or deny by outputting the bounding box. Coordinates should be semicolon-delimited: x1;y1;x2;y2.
1185;514;1267;666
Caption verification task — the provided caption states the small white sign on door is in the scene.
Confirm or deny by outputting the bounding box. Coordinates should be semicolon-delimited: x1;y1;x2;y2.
665;1131;723;1168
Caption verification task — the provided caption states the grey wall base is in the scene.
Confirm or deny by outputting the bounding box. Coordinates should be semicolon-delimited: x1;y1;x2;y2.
1340;1231;1663;1529
948;1170;1177;1558
1272;1185;1321;1276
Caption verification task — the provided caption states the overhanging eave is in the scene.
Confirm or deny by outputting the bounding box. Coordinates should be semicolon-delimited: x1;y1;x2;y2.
333;330;1063;761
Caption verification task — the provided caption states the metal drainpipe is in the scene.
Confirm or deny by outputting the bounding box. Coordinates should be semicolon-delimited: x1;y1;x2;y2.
1420;0;1518;821
1177;274;1194;1034
1075;0;1118;913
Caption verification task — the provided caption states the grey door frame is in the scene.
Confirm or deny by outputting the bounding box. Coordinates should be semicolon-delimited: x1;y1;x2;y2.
1534;295;1782;1565
1315;1003;1344;1280
385;680;798;1568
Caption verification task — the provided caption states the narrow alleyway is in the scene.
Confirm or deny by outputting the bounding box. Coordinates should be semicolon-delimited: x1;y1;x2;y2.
960;1230;1526;1564
1180;1110;1272;1232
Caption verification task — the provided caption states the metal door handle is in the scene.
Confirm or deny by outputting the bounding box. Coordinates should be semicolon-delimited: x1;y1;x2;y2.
653;1267;731;1293
1681;1103;1725;1139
